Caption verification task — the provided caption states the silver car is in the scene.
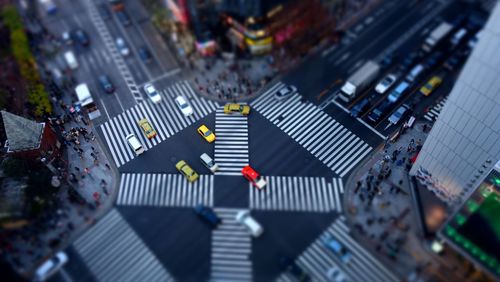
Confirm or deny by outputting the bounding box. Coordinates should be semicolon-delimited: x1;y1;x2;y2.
274;85;297;100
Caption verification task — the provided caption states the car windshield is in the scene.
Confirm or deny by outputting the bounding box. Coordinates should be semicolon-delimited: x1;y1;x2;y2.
204;130;212;137
382;77;393;85
425;83;433;89
179;102;188;109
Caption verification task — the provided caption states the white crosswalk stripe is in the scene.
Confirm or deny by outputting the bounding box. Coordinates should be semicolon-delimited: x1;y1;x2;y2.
97;81;219;168
424;97;447;122
73;209;175;282
211;208;253;282
117;174;214;207
251;83;372;178
276;216;399;282
249;176;343;213
214;108;249;176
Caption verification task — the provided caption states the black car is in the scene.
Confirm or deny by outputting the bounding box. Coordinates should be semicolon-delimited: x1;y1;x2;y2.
425;51;444;69
98;4;111;20
368;100;392;123
115;10;131;26
400;52;418;70
280;257;310;282
380;52;398;68
138;47;152;63
72;29;90;47
350;98;371;117
194;205;221;228
98;75;115;94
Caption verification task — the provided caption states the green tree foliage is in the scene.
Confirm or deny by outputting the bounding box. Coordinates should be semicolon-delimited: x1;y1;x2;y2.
1;5;52;117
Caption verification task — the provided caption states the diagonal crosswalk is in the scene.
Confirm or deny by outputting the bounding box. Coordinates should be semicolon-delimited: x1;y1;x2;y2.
97;81;219;168
424;96;447;122
117;174;214;207
275;216;399;282
211;208;253;282
249;176;344;213
72;209;174;282
214;108;249;176
251;82;372;178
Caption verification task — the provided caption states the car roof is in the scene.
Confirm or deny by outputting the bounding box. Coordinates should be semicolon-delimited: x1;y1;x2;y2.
176;96;186;103
242;166;258;178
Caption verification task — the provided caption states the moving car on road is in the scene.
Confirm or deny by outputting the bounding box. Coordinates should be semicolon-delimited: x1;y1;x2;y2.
323;236;352;263
98;75;115;94
125;133;144;156
242;165;267;189
326;266;347;282
72;29;90;47
115;37;130;56
279;257;310;282
375;74;397;94
64;51;78;70
137;119;156;139
350;98;371;118
138;47;152;63
144;83;162;104
274;85;297;100
34;251;68;282
236;210;263;237
388;104;410;125
197;125;215;143
200;153;218;173
368;100;392;123
420;76;442;96
194;205;221;228
115;10;131;26
175;160;199;182
175;96;193;116
224;103;250;115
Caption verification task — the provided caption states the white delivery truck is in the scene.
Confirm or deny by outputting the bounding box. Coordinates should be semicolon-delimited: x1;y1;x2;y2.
422;22;453;53
339;61;380;102
75;83;101;120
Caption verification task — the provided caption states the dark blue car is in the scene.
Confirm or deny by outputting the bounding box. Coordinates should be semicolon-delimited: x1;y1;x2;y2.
194;205;221;227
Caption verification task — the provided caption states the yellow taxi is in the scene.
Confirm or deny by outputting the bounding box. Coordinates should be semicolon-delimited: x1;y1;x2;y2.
420;76;442;96
137;119;157;139
175;160;199;182
197;124;215;143
223;103;251;115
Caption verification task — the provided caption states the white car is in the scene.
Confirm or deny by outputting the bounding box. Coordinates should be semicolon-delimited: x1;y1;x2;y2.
375;74;397;94
34;251;68;282
175;96;194;116
115;37;130;56
143;83;161;104
274;85;297;100
200;153;218;173
236;210;263;238
326;266;347;282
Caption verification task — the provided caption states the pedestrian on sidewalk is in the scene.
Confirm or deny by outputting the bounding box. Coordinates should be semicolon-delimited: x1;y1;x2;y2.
105;163;111;170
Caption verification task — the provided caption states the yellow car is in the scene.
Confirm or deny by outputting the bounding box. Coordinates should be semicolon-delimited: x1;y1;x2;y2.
137;119;157;139
223;103;251;115
197;124;215;143
420;76;442;96
175;160;199;182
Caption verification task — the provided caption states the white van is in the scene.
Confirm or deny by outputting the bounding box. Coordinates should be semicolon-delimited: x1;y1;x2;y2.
64;51;78;70
34;252;68;281
126;134;144;155
200;153;218;173
236;210;263;238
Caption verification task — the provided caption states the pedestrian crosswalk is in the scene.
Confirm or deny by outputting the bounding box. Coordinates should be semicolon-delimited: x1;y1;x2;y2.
73;209;174;282
98;81;219;168
251;82;372;178
423;97;447;122
117;174;214;207
214;108;249;176
249;176;344;213
211;208;253;282
276;216;399;282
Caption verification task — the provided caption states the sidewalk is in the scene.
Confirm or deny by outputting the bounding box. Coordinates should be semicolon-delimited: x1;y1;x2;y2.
342;121;448;281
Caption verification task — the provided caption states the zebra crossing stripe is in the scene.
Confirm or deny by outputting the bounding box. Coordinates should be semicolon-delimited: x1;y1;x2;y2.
252;82;372;178
211;208;252;282
98;81;219;168
249;176;343;212
117;174;214;207
72;209;174;281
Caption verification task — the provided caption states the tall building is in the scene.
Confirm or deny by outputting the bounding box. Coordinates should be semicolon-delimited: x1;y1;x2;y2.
410;3;500;205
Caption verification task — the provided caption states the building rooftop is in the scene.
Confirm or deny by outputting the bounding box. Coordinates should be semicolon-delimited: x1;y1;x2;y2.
1;111;44;152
